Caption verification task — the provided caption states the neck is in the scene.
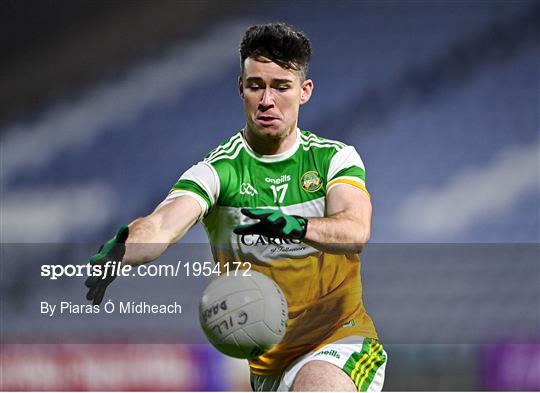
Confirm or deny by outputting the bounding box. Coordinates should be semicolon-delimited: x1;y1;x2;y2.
244;126;298;155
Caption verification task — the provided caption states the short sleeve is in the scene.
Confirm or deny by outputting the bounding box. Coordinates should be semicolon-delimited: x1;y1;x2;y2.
326;146;369;197
166;161;220;219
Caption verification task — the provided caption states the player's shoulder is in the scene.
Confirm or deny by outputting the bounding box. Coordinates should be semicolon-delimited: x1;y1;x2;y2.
299;129;349;152
204;131;244;164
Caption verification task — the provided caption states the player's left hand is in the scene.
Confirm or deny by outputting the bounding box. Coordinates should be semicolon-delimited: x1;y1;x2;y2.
85;225;129;306
233;208;308;240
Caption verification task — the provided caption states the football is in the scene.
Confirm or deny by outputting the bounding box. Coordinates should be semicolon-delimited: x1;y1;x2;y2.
199;270;288;359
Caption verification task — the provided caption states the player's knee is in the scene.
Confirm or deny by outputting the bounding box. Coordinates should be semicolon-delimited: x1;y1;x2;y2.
291;360;356;391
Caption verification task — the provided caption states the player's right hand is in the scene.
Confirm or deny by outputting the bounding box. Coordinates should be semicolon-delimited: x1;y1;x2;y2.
85;226;129;306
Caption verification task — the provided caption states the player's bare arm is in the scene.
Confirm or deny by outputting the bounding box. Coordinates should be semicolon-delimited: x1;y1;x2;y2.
303;183;372;254
123;195;201;266
85;195;200;305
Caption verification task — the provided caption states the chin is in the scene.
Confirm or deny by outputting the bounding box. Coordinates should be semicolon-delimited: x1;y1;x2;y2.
259;128;283;139
253;124;289;140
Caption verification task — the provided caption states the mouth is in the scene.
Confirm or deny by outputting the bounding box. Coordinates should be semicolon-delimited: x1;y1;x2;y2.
255;116;280;127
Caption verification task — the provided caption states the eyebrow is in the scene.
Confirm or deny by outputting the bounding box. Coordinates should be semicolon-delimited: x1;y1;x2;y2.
245;77;294;84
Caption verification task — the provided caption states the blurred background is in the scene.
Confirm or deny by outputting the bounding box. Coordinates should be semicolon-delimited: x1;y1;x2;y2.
1;0;539;390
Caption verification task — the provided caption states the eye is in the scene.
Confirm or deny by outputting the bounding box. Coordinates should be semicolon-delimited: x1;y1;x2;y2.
247;84;262;90
276;86;290;92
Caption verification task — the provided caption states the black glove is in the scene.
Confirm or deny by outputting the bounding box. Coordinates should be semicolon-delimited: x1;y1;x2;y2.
233;208;308;240
85;226;129;306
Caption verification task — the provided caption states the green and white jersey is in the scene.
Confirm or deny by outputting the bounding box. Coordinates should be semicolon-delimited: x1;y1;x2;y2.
166;129;368;263
167;129;377;376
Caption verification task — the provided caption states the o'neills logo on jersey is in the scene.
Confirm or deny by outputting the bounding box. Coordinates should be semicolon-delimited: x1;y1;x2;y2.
265;175;291;185
240;234;302;246
315;349;341;359
301;171;322;192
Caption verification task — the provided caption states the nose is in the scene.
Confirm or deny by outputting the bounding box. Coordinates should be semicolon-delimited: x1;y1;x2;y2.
258;87;275;110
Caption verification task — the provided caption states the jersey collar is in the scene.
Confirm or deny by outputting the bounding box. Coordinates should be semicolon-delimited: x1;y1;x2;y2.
241;128;300;163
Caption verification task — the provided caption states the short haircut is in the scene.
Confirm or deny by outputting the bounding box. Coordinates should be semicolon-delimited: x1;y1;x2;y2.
239;22;312;80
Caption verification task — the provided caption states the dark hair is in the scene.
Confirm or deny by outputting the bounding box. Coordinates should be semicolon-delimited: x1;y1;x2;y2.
239;22;312;80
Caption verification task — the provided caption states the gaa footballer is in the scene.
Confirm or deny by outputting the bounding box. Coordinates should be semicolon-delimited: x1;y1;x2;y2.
86;22;387;391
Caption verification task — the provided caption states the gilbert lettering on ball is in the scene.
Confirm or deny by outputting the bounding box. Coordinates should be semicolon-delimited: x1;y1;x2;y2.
199;270;288;359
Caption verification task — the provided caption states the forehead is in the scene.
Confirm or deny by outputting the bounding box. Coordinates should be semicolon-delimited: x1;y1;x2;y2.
242;57;300;82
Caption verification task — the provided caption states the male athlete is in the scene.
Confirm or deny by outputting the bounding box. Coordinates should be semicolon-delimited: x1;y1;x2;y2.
85;23;387;391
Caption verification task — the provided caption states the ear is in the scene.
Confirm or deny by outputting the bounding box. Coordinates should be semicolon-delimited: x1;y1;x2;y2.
300;79;313;105
238;76;244;99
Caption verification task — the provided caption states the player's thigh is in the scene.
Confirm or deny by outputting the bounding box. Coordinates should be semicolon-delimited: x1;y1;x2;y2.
291;360;356;391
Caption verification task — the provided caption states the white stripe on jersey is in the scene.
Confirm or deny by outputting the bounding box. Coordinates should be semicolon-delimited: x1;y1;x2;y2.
206;134;243;161
327;145;366;181
176;161;219;205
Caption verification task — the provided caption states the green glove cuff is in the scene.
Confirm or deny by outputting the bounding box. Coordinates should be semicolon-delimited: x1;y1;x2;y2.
290;215;308;239
89;225;129;265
